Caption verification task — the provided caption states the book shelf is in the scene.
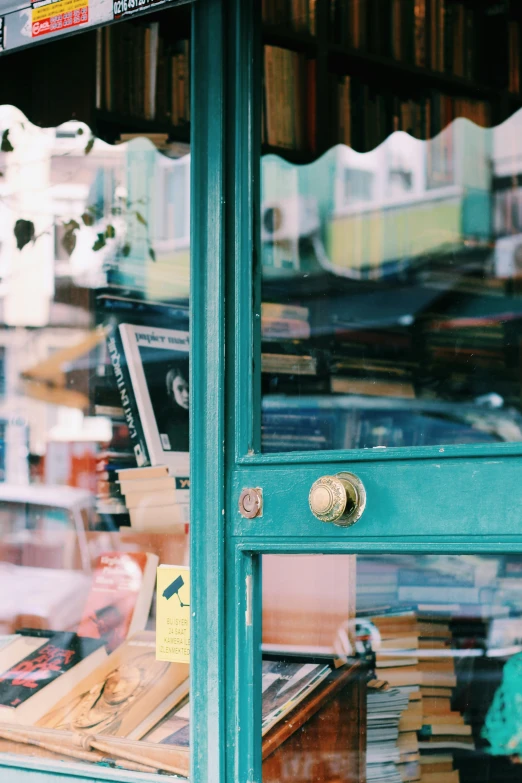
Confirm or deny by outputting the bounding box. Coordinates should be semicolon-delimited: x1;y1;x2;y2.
0;4;191;148
262;0;522;160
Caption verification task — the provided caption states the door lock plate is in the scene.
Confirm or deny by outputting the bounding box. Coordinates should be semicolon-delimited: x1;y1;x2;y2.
238;487;263;519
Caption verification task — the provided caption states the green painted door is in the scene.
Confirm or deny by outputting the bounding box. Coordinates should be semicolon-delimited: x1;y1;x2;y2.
192;2;522;783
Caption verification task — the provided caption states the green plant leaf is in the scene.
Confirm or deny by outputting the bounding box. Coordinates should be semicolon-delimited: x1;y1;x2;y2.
148;246;156;262
77;127;84;136
92;233;106;251
62;228;77;257
122;243;131;257
63;219;80;232
105;224;116;239
14;219;35;250
84;136;95;155
1;130;14;153
81;212;95;227
135;211;147;226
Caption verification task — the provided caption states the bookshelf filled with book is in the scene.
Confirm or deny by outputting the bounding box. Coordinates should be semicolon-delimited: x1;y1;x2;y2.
262;0;522;160
0;6;191;150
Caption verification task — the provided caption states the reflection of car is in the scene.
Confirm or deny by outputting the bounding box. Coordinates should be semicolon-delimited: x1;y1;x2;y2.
0;483;96;573
0;485;98;634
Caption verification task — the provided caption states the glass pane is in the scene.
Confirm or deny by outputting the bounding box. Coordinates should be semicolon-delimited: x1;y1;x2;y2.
0;7;192;777
262;553;522;783
260;0;522;452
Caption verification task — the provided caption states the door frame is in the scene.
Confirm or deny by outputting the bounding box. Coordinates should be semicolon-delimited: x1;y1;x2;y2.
190;0;227;782
191;2;522;783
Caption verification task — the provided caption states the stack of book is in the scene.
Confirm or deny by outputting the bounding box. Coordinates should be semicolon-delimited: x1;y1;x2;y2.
261;302;311;341
356;559;400;612
416;613;474;783
96;439;135;519
263;45;316;151
117;466;189;532
419;315;513;409
261;408;334;452
329;325;416;400
371;611;423;781
367;683;410;783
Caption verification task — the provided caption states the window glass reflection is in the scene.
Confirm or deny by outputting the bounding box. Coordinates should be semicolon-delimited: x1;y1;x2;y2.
0;102;191;774
261;111;522;450
262;553;522;783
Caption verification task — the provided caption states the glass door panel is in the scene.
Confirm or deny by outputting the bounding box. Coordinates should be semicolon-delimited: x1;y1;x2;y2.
259;0;522;454
0;5;192;776
261;553;522;783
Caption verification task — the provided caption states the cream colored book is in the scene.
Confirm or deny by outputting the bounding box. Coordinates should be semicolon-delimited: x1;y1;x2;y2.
117;465;170;481
125;490;178;510
119;477;176;495
129;504;189;531
38;631;189;739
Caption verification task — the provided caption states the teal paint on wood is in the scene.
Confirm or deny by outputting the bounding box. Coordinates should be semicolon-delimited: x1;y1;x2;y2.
229;456;522;540
190;1;227;783
226;0;261;460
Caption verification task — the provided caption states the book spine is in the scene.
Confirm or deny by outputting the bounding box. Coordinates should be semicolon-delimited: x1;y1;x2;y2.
106;326;151;468
95;28;103;110
105;26;113;112
414;0;426;67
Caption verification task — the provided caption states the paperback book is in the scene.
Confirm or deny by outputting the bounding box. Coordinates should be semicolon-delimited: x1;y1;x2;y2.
0;633;107;725
77;552;159;653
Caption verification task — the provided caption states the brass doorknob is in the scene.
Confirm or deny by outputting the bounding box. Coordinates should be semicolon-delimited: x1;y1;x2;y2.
309;472;366;527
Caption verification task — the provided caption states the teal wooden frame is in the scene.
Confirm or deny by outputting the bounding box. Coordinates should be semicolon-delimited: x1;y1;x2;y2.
215;1;522;782
190;0;227;782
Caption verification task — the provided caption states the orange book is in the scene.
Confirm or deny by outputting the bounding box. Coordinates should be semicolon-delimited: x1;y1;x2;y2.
78;552;158;652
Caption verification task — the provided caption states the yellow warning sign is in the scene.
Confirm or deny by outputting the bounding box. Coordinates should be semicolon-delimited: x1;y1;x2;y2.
156;565;190;664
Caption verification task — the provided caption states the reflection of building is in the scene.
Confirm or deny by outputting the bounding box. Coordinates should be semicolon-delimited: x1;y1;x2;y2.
261;117;494;279
493;111;522;277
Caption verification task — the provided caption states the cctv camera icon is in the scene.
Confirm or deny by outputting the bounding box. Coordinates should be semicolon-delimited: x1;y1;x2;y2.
162;574;190;608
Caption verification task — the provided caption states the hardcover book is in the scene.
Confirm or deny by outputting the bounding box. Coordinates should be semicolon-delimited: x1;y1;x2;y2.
38;631;189;739
77;552;159;653
0;632;107;725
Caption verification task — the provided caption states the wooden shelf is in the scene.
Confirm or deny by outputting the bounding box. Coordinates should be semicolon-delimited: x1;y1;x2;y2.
263;26;318;55
328;43;498;99
94;111;190;144
262;660;366;783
